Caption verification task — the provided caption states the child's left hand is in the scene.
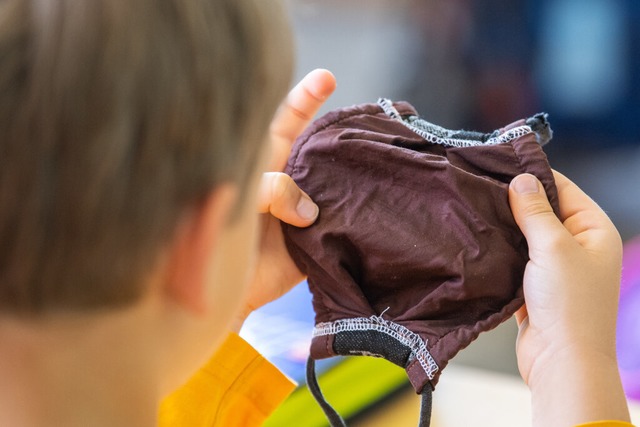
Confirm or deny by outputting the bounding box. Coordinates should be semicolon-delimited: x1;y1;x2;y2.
233;69;336;329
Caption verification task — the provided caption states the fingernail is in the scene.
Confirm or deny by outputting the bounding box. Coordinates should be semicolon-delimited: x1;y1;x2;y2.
513;174;539;194
297;196;319;220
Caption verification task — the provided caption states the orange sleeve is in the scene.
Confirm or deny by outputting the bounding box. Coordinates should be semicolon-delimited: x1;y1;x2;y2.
158;332;296;427
575;422;636;427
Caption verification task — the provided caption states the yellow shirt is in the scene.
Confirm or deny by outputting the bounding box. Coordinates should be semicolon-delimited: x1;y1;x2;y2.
159;333;295;427
159;333;634;427
578;424;635;427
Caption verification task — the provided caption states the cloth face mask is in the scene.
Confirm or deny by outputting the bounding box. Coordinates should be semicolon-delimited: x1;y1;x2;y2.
282;99;559;426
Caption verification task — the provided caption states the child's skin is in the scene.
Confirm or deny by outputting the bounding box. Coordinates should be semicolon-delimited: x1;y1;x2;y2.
509;171;630;426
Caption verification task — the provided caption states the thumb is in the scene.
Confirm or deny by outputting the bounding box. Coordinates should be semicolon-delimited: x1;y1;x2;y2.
508;174;568;251
258;172;319;227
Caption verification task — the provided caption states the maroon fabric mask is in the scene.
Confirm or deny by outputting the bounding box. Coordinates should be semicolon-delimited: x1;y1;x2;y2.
282;99;559;425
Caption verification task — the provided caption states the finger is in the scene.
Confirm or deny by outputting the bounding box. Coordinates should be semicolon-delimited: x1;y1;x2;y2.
270;69;336;171
271;68;337;144
258;172;318;227
552;170;604;224
514;305;528;327
515;315;530;349
551;170;621;252
509;173;572;252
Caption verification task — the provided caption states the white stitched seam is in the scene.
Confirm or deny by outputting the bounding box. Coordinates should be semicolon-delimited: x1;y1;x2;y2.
408;125;532;148
378;97;402;119
377;98;533;148
313;316;439;380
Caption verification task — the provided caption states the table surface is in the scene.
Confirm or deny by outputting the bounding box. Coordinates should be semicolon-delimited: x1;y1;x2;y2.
352;364;640;427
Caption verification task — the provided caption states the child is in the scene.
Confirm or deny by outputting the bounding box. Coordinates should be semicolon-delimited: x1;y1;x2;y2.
0;0;632;426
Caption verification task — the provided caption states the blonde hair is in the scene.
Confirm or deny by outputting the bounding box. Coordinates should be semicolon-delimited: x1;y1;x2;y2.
0;0;293;312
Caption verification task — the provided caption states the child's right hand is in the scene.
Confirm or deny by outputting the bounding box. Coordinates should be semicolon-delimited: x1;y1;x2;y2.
229;69;336;333
508;171;630;426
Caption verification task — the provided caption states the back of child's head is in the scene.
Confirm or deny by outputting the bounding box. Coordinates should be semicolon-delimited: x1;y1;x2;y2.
0;0;292;313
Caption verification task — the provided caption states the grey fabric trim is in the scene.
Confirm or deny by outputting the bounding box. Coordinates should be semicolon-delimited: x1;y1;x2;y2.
313;315;439;380
377;98;533;148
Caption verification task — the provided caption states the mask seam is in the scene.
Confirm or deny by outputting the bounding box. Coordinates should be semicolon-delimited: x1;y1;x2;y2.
507;136;528;177
313;316;439;380
508;134;560;216
378;98;534;149
427;294;525;357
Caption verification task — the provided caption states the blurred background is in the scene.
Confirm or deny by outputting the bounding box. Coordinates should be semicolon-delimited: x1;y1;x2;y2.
260;0;640;424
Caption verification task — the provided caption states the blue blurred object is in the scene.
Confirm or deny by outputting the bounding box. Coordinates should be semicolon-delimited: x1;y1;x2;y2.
532;0;640;146
462;0;640;147
240;281;339;384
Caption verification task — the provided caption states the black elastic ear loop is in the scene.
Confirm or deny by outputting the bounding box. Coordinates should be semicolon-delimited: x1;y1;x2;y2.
307;355;433;427
418;384;433;427
306;356;347;427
